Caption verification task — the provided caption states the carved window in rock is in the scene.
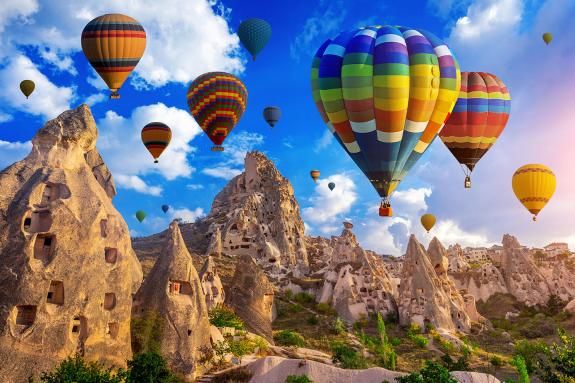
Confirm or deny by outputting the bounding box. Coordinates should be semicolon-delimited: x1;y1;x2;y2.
100;219;108;238
28;211;52;233
104;293;116;310
23;217;32;230
211;286;219;297
105;248;118;264
107;322;119;339
34;234;55;263
71;316;87;337
47;281;64;305
169;280;193;295
40;184;53;205
16;305;37;326
230;224;238;232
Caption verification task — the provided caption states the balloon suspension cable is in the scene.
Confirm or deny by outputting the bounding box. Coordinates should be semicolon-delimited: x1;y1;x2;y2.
110;90;120;99
533;215;537;222
459;164;472;189
211;145;225;152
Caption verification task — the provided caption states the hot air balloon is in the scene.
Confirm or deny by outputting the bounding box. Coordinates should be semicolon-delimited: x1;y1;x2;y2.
141;122;172;163
542;32;553;45
311;26;461;217
263;106;281;127
81;14;146;99
512;164;556;221
187;72;248;152
439;72;511;188
310;170;320;183
420;214;436;233
328;182;335;191
20;80;35;98
161;205;170;214
136;210;147;223
238;18;272;60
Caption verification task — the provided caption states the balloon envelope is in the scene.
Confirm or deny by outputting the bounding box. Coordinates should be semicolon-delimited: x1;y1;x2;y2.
542;32;552;45
420;214;436;232
263;106;281;127
161;205;170;213
311;25;460;215
238;18;272;60
328;182;335;191
20;80;35;98
81;14;146;99
439;72;511;176
141;122;172;163
187;72;247;151
310;170;320;182
136;210;147;223
512;164;556;221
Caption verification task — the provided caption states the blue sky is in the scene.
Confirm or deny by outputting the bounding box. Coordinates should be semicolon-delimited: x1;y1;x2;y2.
0;0;574;255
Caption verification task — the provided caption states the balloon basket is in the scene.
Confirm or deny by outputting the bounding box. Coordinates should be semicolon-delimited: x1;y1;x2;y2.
379;207;393;217
211;146;224;152
464;176;471;189
110;91;120;99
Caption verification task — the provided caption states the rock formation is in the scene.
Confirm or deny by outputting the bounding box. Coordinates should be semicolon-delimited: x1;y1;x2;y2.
0;105;142;380
398;236;476;333
226;254;275;342
132;221;210;381
199;256;225;310
205;227;222;257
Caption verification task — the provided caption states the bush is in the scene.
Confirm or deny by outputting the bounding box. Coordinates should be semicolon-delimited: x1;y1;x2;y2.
39;355;123;383
390;338;401;347
286;375;314;383
294;292;315;304
125;352;181;383
514;340;547;373
441;353;470;371
538;328;575;383
275;330;306;347
212;367;253;383
489;355;503;368
510;356;530;383
307;315;319;325
396;361;457;383
131;310;165;354
284;289;294;300
410;334;429;348
331;342;368;369
228;338;256;363
316;302;335;315
209;305;245;330
332;317;346;335
289;303;304;313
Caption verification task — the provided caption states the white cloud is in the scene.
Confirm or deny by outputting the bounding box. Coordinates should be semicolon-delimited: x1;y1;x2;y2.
315;129;334;152
169;207;205;223
0;0;244;87
392;188;432;215
0;140;32;169
450;0;522;40
433;219;491;248
114;174;162;196
97;103;202;181
186;184;204;190
202;166;242;180
84;93;106;107
302;174;357;224
0;112;13;123
0;55;74;120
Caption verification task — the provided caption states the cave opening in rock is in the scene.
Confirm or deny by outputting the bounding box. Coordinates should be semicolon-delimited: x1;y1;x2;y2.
16;305;37;326
47;281;64;305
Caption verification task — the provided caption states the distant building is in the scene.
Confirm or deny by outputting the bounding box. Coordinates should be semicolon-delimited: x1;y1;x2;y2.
487;245;504;264
462;247;488;262
544;243;569;257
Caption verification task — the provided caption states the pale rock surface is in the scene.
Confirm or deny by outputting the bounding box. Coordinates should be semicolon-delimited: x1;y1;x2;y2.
398;236;476;333
132;221;211;381
199;256;225;310
205;227;222;257
227;254;275;342
565;299;575;314
451;371;501;383
0;105;142;381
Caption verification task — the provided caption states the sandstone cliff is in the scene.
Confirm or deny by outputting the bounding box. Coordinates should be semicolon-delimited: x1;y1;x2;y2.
0;105;142;380
132;221;211;381
199;256;225;310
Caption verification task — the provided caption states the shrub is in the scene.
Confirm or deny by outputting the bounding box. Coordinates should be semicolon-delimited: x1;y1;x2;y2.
538;328;575;383
131;310;164;354
390;338;401;347
252;336;270;355
409;334;429;348
125;352;181;383
353;318;368;331
294;292;315;304
307;315;319;325
289;303;304;313
332;317;346;335
209;305;245;330
442;353;470;371
39;355;123;383
274;330;305;347
212;367;253;383
331;342;368;369
286;375;314;383
228;338;256;363
510;356;530;383
397;361;457;383
316;302;335;315
514;340;547;373
489;355;503;368
284;289;294;300
407;323;422;336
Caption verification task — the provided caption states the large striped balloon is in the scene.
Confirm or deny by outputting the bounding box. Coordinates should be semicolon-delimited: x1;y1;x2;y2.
187;72;247;152
439;72;511;187
141;122;172;163
81;14;146;99
311;26;460;216
512;164;556;221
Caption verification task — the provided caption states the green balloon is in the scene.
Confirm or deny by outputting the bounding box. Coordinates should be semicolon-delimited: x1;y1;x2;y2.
20;80;35;99
136;210;147;223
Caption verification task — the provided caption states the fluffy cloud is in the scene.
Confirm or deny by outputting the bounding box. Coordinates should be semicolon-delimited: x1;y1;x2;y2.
186;184;204;190
433;219;491;248
450;0;522;40
97;103;202;183
314;130;334;152
302;174;357;226
169;207;205;223
202;167;242;180
0;55;74;120
83;93;106;107
0;0;244;86
114;175;162;196
0;140;32;170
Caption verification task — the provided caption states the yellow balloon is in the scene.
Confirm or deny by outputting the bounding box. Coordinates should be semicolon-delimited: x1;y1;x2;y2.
542;32;552;45
420;214;436;233
512;164;556;221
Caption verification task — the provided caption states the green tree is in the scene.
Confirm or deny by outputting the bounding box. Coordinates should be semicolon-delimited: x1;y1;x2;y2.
39;355;123;383
274;330;306;347
510;356;530;383
332;317;346;335
539;328;575;382
514;340;548;374
209;305;245;330
228;338;255;364
397;361;457;383
286;375;314;383
132;310;165;354
331;342;368;369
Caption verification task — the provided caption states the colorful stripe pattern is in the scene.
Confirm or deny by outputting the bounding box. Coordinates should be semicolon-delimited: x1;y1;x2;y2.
81;14;146;97
187;72;247;147
141;122;172;162
512;164;556;218
439;72;511;172
311;25;460;198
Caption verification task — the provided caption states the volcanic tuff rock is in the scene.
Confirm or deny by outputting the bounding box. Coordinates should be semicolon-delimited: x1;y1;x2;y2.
132;221;210;381
199;256;225;310
0;105;142;380
398;236;478;333
227;254;275;342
